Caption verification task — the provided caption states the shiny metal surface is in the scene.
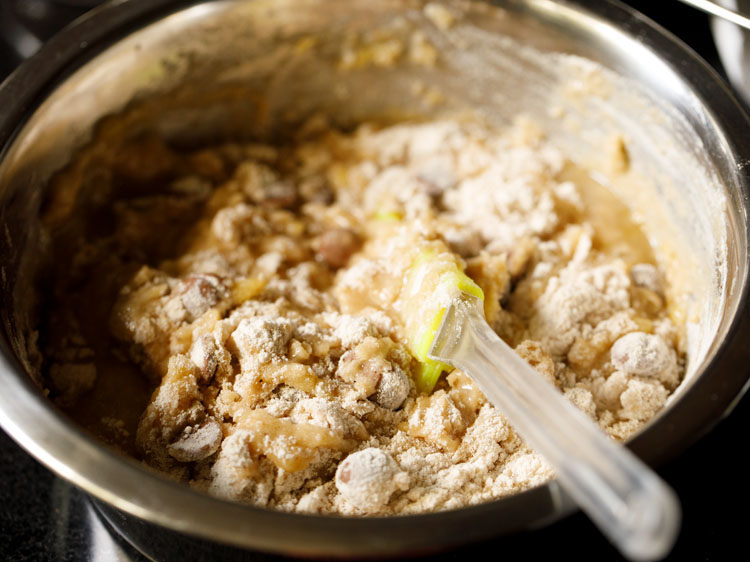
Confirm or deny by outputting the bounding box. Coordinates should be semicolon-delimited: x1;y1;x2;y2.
1;0;749;556
679;0;750;31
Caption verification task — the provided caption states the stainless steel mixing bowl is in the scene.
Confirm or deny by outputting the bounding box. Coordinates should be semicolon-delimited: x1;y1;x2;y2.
1;0;749;557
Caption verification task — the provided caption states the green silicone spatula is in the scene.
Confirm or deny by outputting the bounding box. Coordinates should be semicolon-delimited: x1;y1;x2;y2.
402;250;681;561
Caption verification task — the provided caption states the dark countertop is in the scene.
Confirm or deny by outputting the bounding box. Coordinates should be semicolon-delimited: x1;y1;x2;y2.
1;1;748;560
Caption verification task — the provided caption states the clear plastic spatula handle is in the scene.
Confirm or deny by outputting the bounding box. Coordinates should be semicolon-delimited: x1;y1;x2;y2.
429;295;681;562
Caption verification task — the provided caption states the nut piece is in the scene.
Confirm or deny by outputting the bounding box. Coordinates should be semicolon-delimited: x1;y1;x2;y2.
313;228;360;268
336;339;410;409
372;362;410;410
335;448;408;511
610;332;670;377
177;274;226;320
190;334;218;382
167;418;223;462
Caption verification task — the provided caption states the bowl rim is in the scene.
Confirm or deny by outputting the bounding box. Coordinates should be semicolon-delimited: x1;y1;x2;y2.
1;0;749;556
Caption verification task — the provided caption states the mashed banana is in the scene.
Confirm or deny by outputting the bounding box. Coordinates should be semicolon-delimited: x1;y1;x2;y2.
40;118;684;514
